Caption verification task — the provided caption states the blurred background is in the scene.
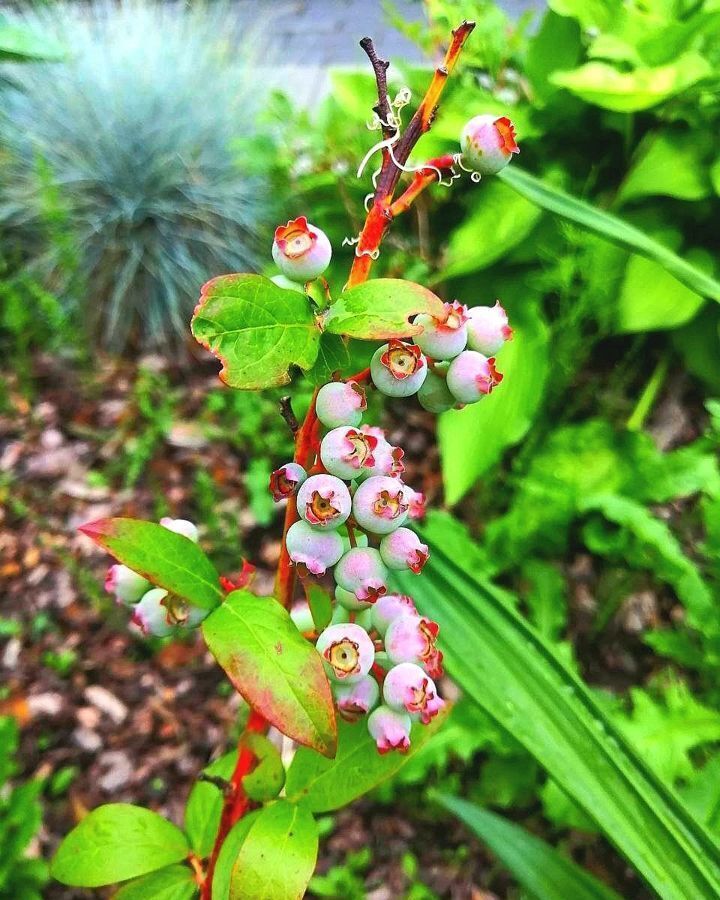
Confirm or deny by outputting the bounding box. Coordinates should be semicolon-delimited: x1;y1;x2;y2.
1;0;719;897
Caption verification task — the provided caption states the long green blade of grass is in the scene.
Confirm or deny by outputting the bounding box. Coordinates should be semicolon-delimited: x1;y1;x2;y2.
395;522;720;900
499;166;720;302
432;793;621;900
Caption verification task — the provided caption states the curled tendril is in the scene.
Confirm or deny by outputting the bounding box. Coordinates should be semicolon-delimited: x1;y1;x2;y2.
342;236;360;247
341;236;379;258
453;152;482;183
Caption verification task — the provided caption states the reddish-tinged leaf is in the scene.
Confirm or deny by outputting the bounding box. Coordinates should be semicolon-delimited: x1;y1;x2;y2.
202;590;337;758
79;517;222;611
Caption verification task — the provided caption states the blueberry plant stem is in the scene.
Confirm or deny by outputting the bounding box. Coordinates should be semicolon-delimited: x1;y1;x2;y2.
202;24;474;896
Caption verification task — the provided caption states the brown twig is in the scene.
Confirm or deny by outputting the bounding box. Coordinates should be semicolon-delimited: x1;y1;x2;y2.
359;37;394;141
279;395;300;437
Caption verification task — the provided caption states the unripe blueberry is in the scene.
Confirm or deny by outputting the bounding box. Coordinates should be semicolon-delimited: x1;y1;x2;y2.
466;302;513;355
272;216;332;282
334;547;388;603
315;623;375;683
379;528;429;573
331;604;351;625
271;274;306;294
413;301;468;360
316;381;367;429
460;114;519;176
357;430;405;479
269;462;307;502
383;662;445;724
105;564;150;606
407;488;426;521
160;517;199;543
371;594;418;636
354;608;374;631
131;588;207;636
336;585;373;611
290;601;315;634
352;476;410;535
385;614;444;678
333;674;380;721
296;474;351;529
371;340;427;398
320;427;378;481
446;351;503;404
367;705;412;754
285;520;344;575
417;368;455;414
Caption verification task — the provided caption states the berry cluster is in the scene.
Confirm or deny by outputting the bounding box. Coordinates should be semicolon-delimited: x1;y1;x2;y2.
105;518;210;637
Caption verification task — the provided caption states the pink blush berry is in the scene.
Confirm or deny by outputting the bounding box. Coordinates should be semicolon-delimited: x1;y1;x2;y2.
446;350;503;404
334;547;388;603
371;340;427;398
320;427;378;481
316;623;375;683
336;585;374;611
286;520;344;575
333;674;380;721
269;462;307;502
358;434;405;479
367;705;412;754
379;528;429;573
413;301;468;360
316;381;367;429
460;114;519;176
131;588;173;637
385;614;444;678
371;594;417;636
383;662;445;724
272;216;332;282
105;564;150;606
296;474;351;529
160;517;199;543
466;302;513;355
407;488;426;520
352;475;410;535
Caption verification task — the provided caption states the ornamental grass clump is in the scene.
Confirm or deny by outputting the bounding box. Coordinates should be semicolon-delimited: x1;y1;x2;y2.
0;1;268;351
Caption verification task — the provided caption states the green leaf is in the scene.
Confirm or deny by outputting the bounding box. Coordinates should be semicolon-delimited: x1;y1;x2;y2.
304;334;350;385
185;751;237;859
214;802;318;900
550;53;712;111
394;530;720;900
79;518;222;611
0;16;65;61
324;278;445;341
434;794;621;900
51;804;189;888
548;0;621;29
285;711;446;813
241;733;285;802
212;813;259;900
616;254;706;332
306;583;333;632
681;755;720;837
113;865;197;900
617;129;712;203
191;274;321;390
202;591;336;757
499;166;720;302
439;297;549;504
436;180;543;281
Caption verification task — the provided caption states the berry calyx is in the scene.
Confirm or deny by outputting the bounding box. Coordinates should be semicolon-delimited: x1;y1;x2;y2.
460;114;519;176
315;622;375;683
333;674;380;721
367;705;412;754
413;301;468;360
371;340;427;398
466;302;513;355
316;381;367;429
334;547;389;603
296;474;351;529
272;216;332;282
446;350;503;404
285;520;344;575
320;427;378;481
383;662;445;724
357;428;405;479
352;475;410;535
269;462;307;502
385;614;444;678
379;527;429;573
335;585;373;611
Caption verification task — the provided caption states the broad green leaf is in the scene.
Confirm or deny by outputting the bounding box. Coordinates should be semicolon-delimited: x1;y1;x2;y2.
241;733;285;802
436;180;542;281
51;804;189;888
212;812;259;900
439;297;549;504
185;751;237;859
202;591;336;757
618;130;712;203
672;307;720;392
681;755;720;837
499;166;720;302
306;583;333;631
324;278;445;340
434;793;621;900
191;274;321;390
395;534;720;900
304;334;350;385
525;10;582;104
616;254;706;332
227;801;317;900
550;54;712;112
0;16;65;61
285;711;446;812
113;865;197;900
548;0;621;29
79;518;222;611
